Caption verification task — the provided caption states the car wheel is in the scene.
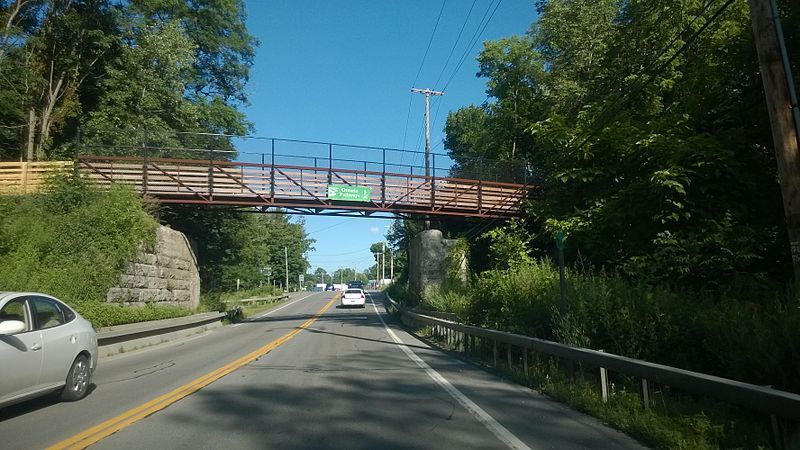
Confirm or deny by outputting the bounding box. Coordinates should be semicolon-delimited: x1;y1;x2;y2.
61;354;91;401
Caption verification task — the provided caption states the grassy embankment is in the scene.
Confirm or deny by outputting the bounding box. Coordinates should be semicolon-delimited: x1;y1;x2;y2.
0;175;190;327
387;260;798;449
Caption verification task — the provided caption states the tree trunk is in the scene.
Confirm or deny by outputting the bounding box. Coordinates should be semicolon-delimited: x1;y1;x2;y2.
26;108;36;161
0;0;27;62
35;65;66;160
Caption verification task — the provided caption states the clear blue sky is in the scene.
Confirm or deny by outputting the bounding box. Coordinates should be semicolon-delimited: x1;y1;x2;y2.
241;0;538;275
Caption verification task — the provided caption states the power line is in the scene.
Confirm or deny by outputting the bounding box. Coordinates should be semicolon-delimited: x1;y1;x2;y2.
442;0;504;92
402;0;448;151
569;0;735;152
433;0;479;90
305;218;357;235
411;0;448;88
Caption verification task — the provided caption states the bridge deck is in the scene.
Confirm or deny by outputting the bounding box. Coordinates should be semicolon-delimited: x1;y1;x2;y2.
77;156;532;218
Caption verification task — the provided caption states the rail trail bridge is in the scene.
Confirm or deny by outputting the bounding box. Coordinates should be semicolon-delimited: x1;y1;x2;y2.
3;133;536;219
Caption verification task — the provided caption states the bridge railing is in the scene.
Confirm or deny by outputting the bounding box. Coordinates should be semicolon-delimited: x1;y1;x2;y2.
76;128;533;186
384;295;800;431
76;154;531;218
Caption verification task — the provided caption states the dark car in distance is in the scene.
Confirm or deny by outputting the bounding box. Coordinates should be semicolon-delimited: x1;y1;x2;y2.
347;280;364;290
325;283;335;291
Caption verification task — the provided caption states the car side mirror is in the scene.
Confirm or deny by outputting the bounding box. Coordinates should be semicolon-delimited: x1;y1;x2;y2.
0;320;26;335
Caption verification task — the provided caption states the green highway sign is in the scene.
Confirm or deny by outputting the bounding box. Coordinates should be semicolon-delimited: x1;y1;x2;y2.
556;230;566;251
327;184;371;202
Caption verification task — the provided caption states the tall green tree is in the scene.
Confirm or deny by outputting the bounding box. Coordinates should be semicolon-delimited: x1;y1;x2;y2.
0;0;117;160
444;0;799;286
128;0;257;135
159;207;314;292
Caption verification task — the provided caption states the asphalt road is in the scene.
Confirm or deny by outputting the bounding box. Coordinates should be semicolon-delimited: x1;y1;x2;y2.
0;291;646;449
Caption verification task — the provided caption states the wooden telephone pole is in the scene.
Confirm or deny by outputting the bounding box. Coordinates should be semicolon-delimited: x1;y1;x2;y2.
748;0;800;282
412;88;444;230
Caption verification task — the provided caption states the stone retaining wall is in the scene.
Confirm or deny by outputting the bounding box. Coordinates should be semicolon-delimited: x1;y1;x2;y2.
106;226;200;309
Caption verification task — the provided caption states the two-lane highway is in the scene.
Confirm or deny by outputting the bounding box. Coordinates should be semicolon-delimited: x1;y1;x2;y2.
0;291;646;449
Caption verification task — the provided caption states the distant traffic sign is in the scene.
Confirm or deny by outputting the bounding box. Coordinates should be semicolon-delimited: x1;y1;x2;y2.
327;184;371;202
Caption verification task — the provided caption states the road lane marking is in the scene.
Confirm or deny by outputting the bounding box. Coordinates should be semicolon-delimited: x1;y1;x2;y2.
252;291;318;319
50;295;338;450
368;293;533;450
231;291;319;327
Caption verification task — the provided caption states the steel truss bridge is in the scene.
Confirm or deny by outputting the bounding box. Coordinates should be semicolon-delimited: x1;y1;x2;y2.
6;133;537;219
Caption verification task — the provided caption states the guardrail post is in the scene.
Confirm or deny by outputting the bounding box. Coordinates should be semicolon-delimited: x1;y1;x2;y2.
769;413;784;450
523;349;528;376
493;340;498;368
507;344;513;369
599;349;609;403
641;378;650;411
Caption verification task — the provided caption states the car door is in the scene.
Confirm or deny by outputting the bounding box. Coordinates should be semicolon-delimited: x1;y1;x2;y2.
30;297;76;388
0;297;45;404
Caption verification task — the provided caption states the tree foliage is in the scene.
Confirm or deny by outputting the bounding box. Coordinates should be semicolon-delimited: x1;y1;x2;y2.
444;0;799;287
0;0;256;160
158;207;314;292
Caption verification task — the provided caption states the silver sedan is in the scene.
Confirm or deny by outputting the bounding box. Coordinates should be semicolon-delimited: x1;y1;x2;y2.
0;292;98;408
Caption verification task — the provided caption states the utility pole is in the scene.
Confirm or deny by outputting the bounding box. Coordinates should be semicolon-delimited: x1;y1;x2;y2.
748;0;800;282
412;88;444;230
381;241;386;284
284;246;289;292
390;249;394;280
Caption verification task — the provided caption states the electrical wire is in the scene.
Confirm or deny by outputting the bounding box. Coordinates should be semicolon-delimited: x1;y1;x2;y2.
402;0;448;151
433;0;479;91
442;0;504;92
305;217;358;235
569;0;735;152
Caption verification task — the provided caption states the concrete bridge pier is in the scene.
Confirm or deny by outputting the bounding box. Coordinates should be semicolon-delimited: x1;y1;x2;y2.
407;229;467;306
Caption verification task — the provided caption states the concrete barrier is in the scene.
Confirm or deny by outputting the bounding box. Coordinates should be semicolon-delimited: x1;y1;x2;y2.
97;311;226;358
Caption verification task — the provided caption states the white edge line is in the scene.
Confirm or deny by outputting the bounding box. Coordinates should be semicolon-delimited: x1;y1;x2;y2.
367;292;533;450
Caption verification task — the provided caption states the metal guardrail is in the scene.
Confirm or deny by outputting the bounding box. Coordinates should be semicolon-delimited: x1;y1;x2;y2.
385;295;800;421
97;311;227;346
225;294;289;306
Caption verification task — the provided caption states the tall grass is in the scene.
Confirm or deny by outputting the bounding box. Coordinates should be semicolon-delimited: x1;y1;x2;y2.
0;174;190;327
417;259;800;394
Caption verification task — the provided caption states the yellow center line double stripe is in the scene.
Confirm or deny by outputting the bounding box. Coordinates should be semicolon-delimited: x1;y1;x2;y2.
50;294;339;450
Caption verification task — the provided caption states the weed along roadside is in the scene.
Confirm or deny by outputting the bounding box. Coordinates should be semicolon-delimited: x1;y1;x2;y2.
384;256;800;449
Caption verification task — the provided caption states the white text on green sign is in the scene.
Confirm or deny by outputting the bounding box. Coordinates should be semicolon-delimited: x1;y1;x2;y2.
327;184;371;202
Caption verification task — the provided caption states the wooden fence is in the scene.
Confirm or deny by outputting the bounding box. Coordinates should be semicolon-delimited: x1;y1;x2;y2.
0;161;71;195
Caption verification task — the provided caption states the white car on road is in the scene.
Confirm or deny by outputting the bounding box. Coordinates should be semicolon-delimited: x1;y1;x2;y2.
341;288;366;308
0;292;98;408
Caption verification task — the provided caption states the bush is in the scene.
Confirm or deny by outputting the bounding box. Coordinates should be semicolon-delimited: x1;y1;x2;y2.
420;258;800;394
75;302;192;328
0;174;191;327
